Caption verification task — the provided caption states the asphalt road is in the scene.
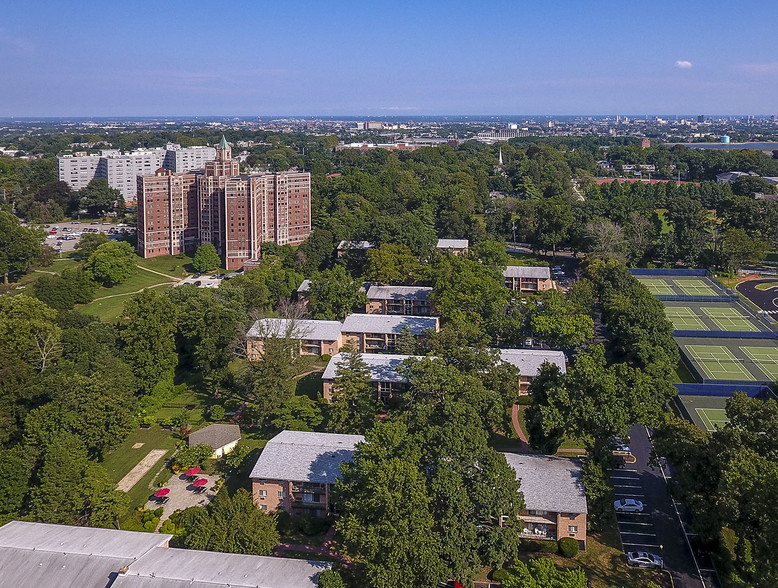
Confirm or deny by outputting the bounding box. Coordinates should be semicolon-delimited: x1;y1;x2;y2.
612;425;719;588
736;279;778;317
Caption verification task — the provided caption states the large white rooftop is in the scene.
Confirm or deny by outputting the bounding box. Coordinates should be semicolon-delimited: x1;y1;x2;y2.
503;265;551;279
499;349;567;377
436;238;469;249
341;313;438;335
250;430;364;484
365;285;432;301
247;318;343;342
322;353;421;382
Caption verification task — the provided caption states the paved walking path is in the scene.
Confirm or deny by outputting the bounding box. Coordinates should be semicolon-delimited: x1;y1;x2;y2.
116;449;168;492
90;281;172;301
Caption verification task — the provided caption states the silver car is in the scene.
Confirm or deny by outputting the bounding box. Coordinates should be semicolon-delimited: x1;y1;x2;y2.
614;498;644;513
626;551;663;569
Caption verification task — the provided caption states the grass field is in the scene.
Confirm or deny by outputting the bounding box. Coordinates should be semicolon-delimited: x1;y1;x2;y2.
755;281;778;291
685;344;755;381
696;408;729;432
665;306;706;330
742;346;778;380
135;253;195;277
702;306;758;332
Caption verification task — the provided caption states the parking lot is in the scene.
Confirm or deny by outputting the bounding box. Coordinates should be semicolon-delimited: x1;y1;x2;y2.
176;274;224;289
611;426;720;588
43;221;135;254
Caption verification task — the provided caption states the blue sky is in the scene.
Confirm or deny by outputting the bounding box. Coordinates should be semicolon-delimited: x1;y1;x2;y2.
1;1;776;116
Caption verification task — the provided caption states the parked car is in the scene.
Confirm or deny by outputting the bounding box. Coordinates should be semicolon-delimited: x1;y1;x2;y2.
193;280;202;287
614;498;644;513
612;437;631;454
626;551;663;569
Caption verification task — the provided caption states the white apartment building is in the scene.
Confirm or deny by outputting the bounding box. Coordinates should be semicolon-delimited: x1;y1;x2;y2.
57;144;217;202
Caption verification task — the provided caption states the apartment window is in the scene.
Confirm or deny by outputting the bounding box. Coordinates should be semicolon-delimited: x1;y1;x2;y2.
259;505;267;511
258;490;267;499
278;490;285;499
568;525;578;534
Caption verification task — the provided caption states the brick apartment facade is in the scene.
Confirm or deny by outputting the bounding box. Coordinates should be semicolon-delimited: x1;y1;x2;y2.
137;137;311;270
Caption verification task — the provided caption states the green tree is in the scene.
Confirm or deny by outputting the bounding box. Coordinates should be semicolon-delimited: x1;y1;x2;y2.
192;243;222;272
75;232;109;259
121;289;178;394
78;178;123;217
317;570;347;588
271;395;324;432
336;423;448;588
719;228;769;271
364;243;418;284
184;489;279;555
394;325;419;355
0;210;43;283
536;198;573;259
174;444;215;469
327;350;377;434
0;294;61;371
731;175;777;197
84;241;137;286
307;265;367;320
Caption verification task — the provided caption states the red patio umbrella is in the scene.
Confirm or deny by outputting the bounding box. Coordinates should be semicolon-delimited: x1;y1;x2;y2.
185;467;200;476
154;488;170;497
193;478;208;487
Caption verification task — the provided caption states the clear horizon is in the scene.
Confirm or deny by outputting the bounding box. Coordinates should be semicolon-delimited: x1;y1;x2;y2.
2;0;776;117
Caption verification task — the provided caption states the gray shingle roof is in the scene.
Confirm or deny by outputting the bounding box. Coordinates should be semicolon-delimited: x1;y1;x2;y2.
341;313;438;335
250;430;363;484
322;353;420;382
436;238;469;249
113;546;330;588
366;285;432;301
188;424;241;450
499;349;567;377
503;266;551;279
247;318;343;342
296;279;311;293
337;240;373;250
502;453;587;514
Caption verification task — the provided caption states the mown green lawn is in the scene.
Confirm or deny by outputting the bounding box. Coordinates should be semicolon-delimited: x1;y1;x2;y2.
101;425;179;484
77;269;177;322
135;253;195;278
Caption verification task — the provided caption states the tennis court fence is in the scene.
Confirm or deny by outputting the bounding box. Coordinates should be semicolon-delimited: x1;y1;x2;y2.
673;330;778;339
630;269;708;277
674;383;770;397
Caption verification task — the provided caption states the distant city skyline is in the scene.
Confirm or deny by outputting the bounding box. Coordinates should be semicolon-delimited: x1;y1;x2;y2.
1;1;776;116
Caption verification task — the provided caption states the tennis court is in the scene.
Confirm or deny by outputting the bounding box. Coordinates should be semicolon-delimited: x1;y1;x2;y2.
742;346;778;381
665;306;707;330
696;408;729;431
637;277;676;296
677;279;717;297
675;395;731;432
684;344;755;381
702;307;759;332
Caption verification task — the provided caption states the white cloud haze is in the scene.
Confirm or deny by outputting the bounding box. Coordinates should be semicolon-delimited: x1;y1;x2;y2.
675;60;693;69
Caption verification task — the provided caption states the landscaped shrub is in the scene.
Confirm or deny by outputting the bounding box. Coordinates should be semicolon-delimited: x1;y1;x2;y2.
516;394;533;406
141;415;156;426
159;519;176;534
297;513;330;536
519;538;559;554
210;405;225;421
318;570;347;588
558;536;580;558
491;568;510;581
321;353;332;363
276;509;297;535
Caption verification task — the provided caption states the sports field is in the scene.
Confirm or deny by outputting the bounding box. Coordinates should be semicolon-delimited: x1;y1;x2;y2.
675;395;731;432
637;277;676;295
637;275;721;297
663;300;768;333
702;307;759;332
665;306;707;330
677;279;717;297
684;344;756;381
742;346;778;380
696;408;729;431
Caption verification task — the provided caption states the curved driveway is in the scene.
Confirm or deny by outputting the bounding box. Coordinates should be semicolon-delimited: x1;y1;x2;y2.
736;279;778;316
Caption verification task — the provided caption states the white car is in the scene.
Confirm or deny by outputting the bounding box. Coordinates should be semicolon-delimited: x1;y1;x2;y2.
614;498;644;513
626;551;663;569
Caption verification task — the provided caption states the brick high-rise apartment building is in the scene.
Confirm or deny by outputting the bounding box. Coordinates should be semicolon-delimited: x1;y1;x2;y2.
137;137;311;270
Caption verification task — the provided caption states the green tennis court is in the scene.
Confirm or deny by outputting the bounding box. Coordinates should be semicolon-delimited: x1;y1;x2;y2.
677;279;717;297
741;346;778;380
637;278;675;295
696;408;729;431
665;306;707;330
702;307;759;332
684;344;755;381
